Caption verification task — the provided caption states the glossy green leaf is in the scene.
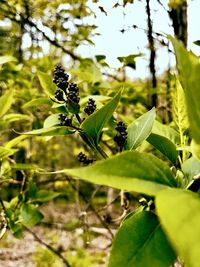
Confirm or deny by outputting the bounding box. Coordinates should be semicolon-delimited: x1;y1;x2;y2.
43;114;60;128
37;71;57;97
193;40;200;46
19;203;43;227
0;89;14;117
147;133;178;164
18;126;74;136
22;98;52;109
182;156;200;180
81;90;121;145
126;108;156;150
0;55;16;65
109;211;176;267
169;36;200;145
0;146;18;160
172;77;189;135
32;190;60;202
61;151;177;196
156;188;200;267
151;120;180;145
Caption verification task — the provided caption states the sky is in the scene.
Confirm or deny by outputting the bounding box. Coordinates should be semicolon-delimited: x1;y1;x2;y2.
1;0;200;80
76;0;200;79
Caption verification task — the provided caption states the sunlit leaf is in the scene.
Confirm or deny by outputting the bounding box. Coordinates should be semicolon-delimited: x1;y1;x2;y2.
43;114;60;128
169;36;200;145
109;211;176;267
17;126;74;136
147;133;178;164
37;71;57;97
0;89;14;117
156;188;200;267
59;151;177;196
0;55;16;65
0;146;18;160
20;203;43;227
22;98;52;109
126;108;156;150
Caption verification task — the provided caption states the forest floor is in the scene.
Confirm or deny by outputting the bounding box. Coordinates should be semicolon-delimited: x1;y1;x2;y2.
0;201;117;267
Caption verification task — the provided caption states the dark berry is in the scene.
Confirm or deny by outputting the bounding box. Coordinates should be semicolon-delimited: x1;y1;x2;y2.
115;121;127;132
58;114;72;126
114;133;127;147
77;152;96;165
68;83;79;93
55;90;64;101
84;98;96;115
114;121;127;149
67;91;80;104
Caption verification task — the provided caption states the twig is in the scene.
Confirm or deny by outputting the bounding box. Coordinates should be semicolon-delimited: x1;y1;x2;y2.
67;178;114;239
25;227;72;267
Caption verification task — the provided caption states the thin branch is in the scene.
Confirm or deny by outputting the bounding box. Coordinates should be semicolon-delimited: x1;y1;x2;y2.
67;178;114;239
25;227;72;267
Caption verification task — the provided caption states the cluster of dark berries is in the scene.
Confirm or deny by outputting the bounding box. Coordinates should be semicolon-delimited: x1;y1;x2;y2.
53;65;80;105
53;65;69;92
77;152;96;165
58;114;72;126
84;98;96;115
67;83;80;104
114;121;127;149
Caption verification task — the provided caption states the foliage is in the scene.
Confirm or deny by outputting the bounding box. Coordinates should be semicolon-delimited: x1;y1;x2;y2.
0;1;199;266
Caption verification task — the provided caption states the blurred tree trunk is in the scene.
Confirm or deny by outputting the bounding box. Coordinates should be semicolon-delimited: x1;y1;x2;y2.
169;0;188;47
146;0;157;108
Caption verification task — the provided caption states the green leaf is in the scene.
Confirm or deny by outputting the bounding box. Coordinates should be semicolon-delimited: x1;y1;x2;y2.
5;135;27;149
182;156;200;180
19;203;44;227
147;133;178;164
43;114;60;128
109;211;176;267
32;190;60;202
126;108;156;150
169;36;200;145
2;113;30;123
117;54;143;69
0;89;14;117
37;71;57;97
17;126;74;136
151;120;180;144
191;139;200;161
22;98;52;109
156;188;200;267
81;90;121;146
0;55;16;65
0;146;18;160
61;151;177;196
172;77;189;135
193;40;200;46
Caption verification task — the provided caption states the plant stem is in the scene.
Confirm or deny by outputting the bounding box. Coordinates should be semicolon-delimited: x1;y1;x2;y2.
75;114;82;124
25;227;72;267
96;146;108;159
